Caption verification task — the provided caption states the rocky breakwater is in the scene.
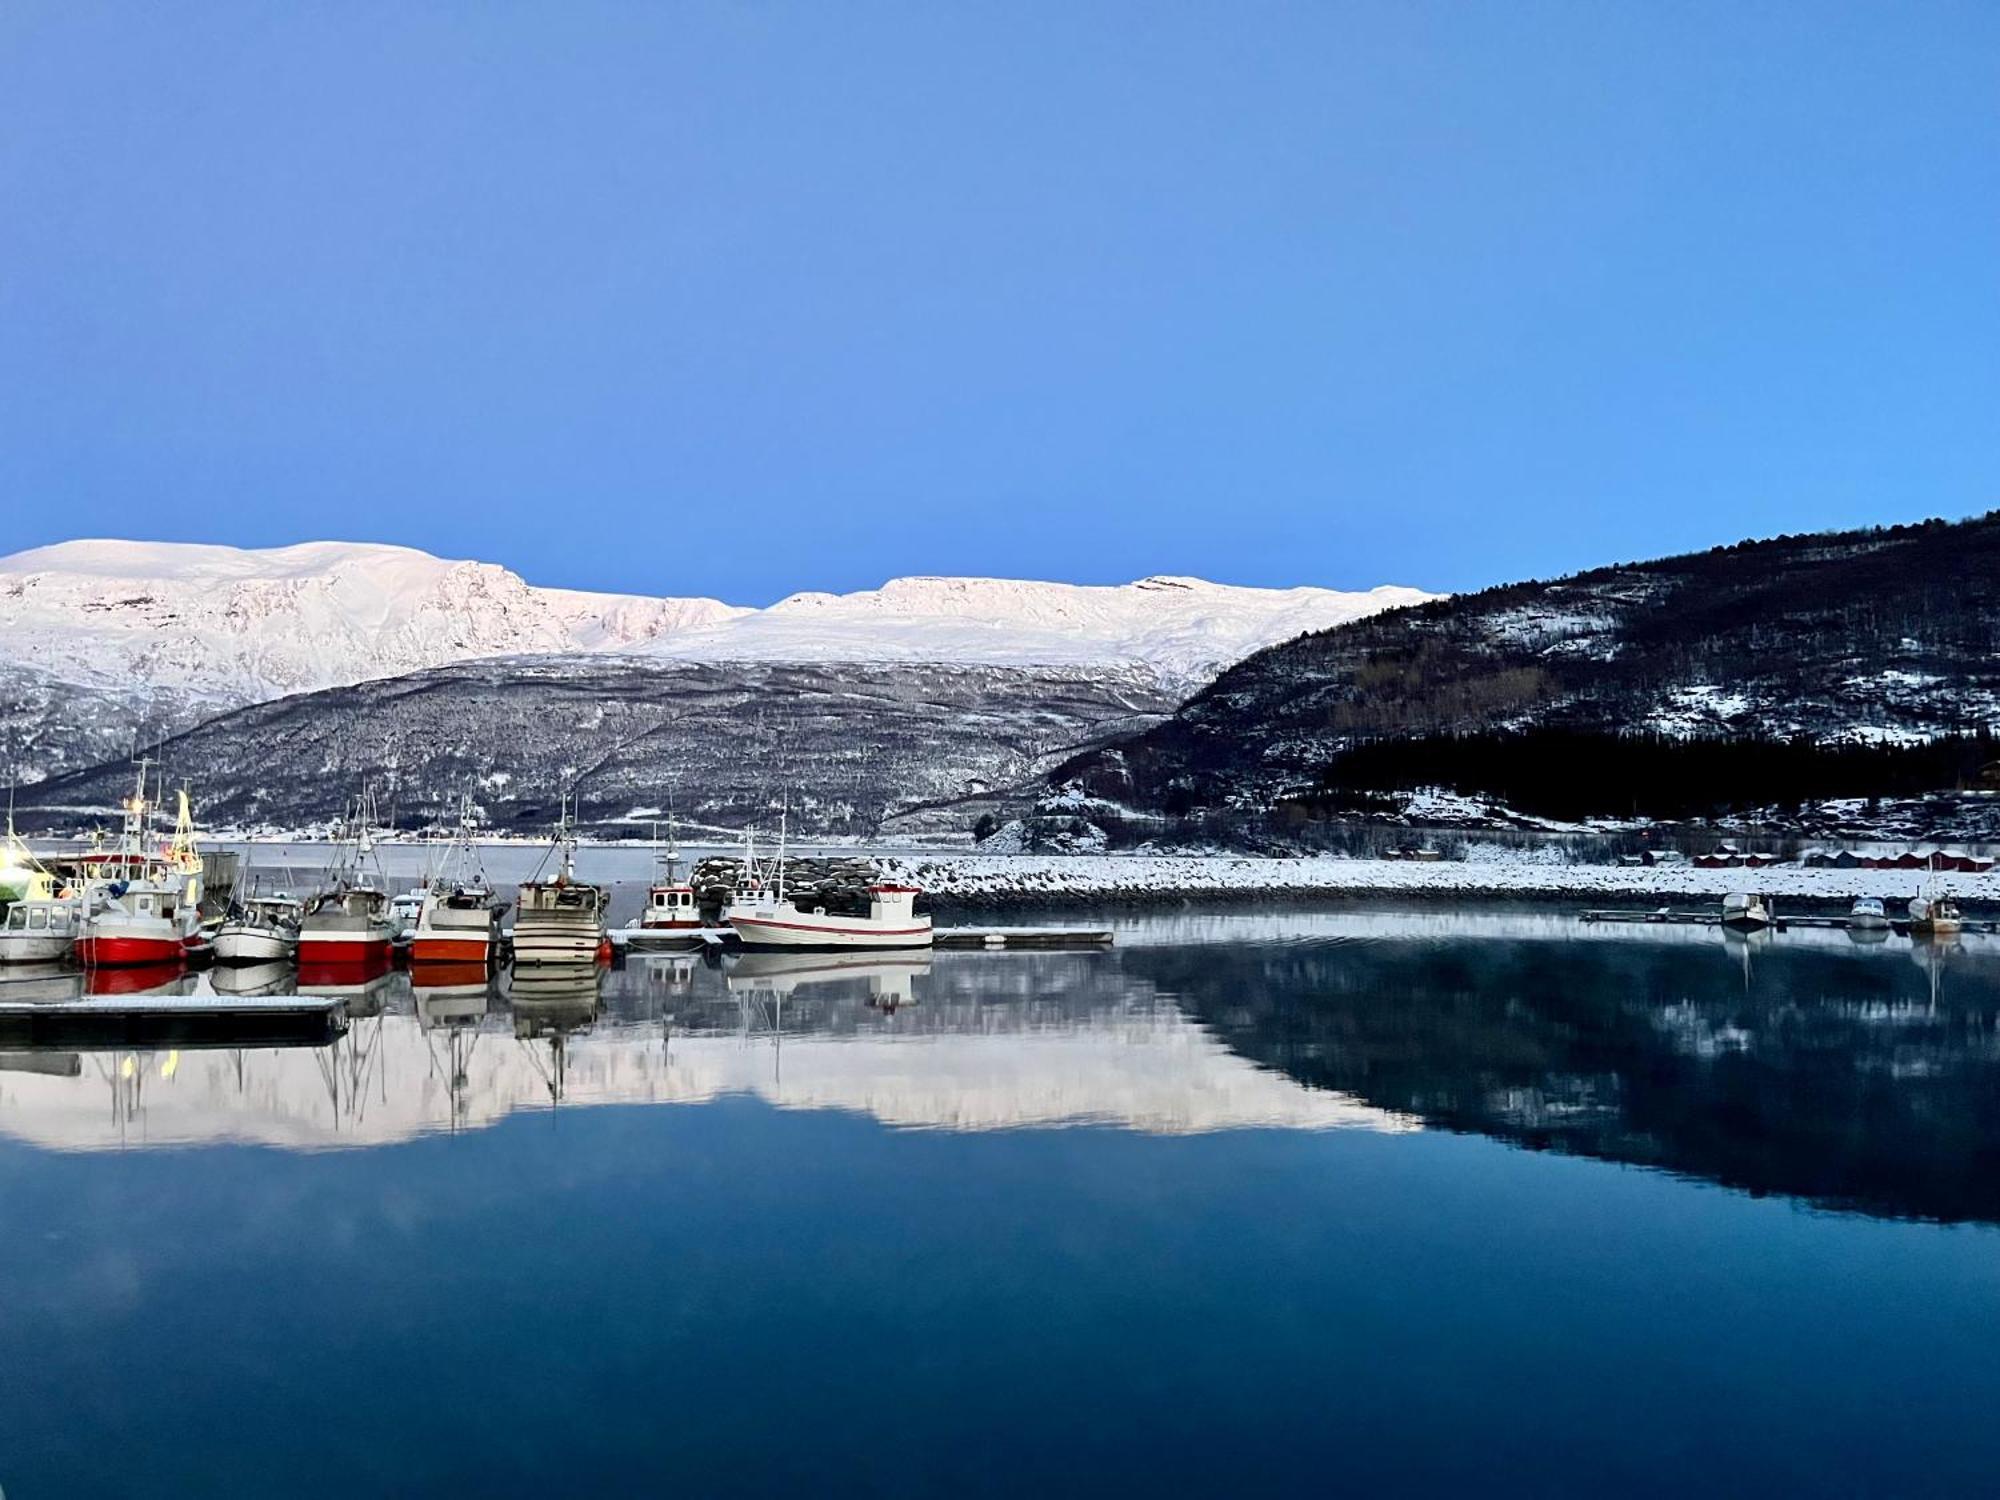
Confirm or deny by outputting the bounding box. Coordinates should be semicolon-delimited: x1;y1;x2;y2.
689;856;889;918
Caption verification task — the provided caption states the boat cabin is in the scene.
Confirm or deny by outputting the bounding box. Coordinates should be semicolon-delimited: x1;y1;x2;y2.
645;884;698;919
4;900;75;935
519;881;606;914
311;887;387;919
867;884;921;922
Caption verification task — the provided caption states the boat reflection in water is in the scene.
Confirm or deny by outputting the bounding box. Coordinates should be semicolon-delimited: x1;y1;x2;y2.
209;961;294;998
4;909;2000;1226
0;963;83;1004
84;960;192;998
509;966;600;1108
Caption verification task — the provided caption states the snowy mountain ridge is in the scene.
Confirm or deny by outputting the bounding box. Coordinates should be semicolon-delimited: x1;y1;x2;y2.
1;538;1431;701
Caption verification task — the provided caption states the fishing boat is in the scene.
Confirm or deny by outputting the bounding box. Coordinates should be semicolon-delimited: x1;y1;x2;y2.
1720;893;1771;931
297;885;396;967
625;819;702;947
1847;897;1890;932
0;897;80;964
213;894;303;964
411;801;507;965
0;817;77;964
297;795;396;967
1909;887;1964;937
76;767;205;968
512;795;608;967
730;882;934;950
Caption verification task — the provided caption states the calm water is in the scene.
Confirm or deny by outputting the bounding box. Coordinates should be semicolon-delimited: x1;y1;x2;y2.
4;910;2000;1496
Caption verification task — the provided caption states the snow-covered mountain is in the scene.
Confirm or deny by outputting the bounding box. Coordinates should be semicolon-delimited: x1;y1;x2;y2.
643;574;1434;687
0;538;744;702
0;538;1433;782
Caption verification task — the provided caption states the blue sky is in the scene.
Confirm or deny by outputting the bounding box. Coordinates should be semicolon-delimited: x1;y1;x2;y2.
2;2;1994;604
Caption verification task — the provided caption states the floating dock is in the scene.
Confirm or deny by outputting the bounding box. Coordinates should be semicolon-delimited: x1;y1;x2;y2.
609;926;1116;952
0;994;348;1048
1579;909;1996;936
933;927;1115;950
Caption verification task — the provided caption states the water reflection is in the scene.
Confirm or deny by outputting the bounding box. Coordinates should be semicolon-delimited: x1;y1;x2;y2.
6;910;1999;1225
0;946;1398;1150
1123;915;2000;1224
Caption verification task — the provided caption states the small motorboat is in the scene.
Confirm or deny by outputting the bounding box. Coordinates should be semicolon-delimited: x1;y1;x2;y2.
1720;893;1772;931
1847;897;1890;932
213;894;302;964
0;896;81;965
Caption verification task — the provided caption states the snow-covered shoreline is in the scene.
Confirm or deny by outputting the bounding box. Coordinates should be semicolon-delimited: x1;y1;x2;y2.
878;853;2000;911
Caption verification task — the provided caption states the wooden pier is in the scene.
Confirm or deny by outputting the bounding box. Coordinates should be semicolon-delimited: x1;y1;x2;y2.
0;994;347;1048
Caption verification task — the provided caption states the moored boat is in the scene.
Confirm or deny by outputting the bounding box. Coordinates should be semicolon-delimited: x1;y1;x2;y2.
513;796;608;967
297;885;396;967
411;801;507;965
1720;893;1771;931
1848;897;1890;931
297;793;397;967
0;897;80;964
626;819;702;947
730;883;934;951
213;894;302;964
1909;891;1964;937
76;766;204;968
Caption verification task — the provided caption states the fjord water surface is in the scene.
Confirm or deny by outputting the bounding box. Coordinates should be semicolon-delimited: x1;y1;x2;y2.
3;910;1998;1496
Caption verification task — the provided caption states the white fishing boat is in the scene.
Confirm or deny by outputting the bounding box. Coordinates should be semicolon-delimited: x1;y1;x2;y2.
1720;893;1771;930
76;766;204;968
213;894;302;964
513;795;608;967
0;815;77;964
1847;897;1890;932
730;883;934;951
0;897;80;964
626;819;702;947
411;801;506;965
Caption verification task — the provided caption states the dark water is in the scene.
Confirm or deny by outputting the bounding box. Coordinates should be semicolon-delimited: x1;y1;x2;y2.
4;911;1999;1496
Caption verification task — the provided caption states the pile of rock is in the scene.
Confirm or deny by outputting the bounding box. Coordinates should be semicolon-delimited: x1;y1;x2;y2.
688;855;884;916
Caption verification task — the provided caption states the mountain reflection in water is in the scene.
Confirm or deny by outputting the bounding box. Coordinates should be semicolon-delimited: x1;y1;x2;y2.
1129;914;2000;1225
3;911;1997;1225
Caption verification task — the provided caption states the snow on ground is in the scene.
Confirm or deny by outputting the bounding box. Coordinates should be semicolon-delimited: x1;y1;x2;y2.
879;852;2000;907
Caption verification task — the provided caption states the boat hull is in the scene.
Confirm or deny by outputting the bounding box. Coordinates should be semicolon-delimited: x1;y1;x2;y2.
296;928;395;966
77;933;186;968
729;914;934;951
0;934;74;964
214;926;297;964
512;925;607;966
411;934;495;964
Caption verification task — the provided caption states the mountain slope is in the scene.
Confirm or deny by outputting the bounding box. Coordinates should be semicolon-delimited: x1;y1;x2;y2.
14;657;1179;837
1061;513;2000;818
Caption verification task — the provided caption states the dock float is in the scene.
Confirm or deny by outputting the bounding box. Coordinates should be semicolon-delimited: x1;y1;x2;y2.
933;927;1115;950
1579;909;1995;936
0;994;348;1048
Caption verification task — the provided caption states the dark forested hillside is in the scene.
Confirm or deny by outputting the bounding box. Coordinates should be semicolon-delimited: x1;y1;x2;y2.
16;657;1175;837
1060;513;2000;820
